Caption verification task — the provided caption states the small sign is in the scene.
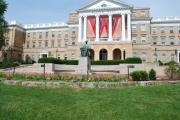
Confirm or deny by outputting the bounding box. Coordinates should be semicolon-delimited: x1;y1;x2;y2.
41;64;45;67
128;65;135;68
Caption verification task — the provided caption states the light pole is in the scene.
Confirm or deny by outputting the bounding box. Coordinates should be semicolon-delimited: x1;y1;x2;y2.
127;65;135;80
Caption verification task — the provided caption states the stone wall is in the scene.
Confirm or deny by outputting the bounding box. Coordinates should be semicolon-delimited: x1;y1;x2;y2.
1;80;180;89
8;63;167;77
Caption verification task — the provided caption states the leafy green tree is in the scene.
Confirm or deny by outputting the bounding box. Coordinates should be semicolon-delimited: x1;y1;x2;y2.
0;0;8;49
165;62;178;79
149;69;156;80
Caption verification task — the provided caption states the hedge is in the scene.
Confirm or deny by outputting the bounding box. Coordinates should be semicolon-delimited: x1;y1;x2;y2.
38;57;142;65
91;60;125;65
0;62;20;69
131;71;149;81
38;58;78;65
91;57;142;65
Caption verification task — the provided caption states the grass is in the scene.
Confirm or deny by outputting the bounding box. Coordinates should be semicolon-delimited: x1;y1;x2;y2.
0;84;180;120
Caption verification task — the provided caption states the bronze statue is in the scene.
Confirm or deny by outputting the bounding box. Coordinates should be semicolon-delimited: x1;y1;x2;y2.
80;41;91;57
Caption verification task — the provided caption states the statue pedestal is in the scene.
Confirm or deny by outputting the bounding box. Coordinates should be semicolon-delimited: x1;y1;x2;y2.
76;57;91;75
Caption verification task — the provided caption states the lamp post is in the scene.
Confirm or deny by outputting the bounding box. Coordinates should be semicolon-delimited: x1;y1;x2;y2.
127;65;135;80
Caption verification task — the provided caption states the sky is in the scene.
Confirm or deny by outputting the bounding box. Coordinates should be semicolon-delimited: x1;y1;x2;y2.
5;0;180;24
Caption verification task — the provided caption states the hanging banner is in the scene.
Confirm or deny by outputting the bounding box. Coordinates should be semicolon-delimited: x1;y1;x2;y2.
112;15;121;38
100;16;109;38
87;16;96;38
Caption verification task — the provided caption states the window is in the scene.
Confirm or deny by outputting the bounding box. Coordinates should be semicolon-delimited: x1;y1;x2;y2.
169;27;174;34
39;32;42;39
65;31;69;39
58;39;61;48
58;31;62;38
171;54;175;61
170;37;174;45
45;41;48;48
71;52;75;60
132;37;137;43
161;54;166;62
141;24;146;32
72;39;76;46
27;42;29;48
32;42;36;48
65;40;68;47
51;40;54;48
132;25;137;32
45;32;48;38
27;33;30;38
161;37;166;45
178;26;180;33
141;52;147;62
72;28;76;36
152;27;157;34
38;42;42;48
51;31;55;38
33;32;36;39
152;37;157;45
141;36;146;43
5;40;9;46
161;27;165;34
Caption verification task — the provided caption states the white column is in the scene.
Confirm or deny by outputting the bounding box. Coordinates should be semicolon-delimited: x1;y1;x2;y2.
83;16;87;42
78;16;82;42
96;15;99;42
108;14;113;41
127;13;132;41
121;14;126;41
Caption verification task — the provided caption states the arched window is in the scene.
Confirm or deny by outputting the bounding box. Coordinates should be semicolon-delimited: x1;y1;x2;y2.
113;49;121;60
99;49;108;60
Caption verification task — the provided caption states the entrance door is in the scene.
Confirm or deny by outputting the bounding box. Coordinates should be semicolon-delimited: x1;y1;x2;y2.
100;49;108;60
42;54;48;58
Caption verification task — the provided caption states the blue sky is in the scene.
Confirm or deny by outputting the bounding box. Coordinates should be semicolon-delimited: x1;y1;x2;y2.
5;0;180;24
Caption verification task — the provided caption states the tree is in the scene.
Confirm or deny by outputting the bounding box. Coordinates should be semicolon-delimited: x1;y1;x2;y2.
149;69;156;80
165;62;178;79
0;0;8;50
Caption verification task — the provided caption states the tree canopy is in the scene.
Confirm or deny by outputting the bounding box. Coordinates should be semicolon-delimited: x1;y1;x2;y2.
0;0;8;49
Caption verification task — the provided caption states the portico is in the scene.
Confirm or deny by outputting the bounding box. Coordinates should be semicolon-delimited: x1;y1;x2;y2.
78;0;132;43
79;13;132;42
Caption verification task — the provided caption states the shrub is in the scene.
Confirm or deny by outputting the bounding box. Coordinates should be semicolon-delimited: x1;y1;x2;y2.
165;62;178;79
38;57;78;65
158;60;164;66
0;62;20;69
131;71;149;81
124;57;142;64
91;60;124;65
164;61;177;66
149;69;156;80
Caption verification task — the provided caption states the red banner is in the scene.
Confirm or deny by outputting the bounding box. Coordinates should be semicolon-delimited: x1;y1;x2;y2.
112;15;121;38
87;16;96;38
100;16;109;38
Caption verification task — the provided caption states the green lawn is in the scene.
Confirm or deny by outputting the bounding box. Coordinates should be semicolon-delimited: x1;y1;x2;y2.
0;84;180;120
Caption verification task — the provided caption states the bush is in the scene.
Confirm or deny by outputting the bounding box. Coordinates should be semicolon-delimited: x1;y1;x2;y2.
165;62;178;79
149;69;156;80
131;71;149;81
124;57;142;64
38;57;78;65
164;61;177;66
158;60;164;66
91;60;124;65
0;62;20;69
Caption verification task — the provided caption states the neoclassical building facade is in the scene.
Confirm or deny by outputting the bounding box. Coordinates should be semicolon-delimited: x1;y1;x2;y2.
2;0;180;63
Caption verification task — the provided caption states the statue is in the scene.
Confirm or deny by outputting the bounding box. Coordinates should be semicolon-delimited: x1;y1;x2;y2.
80;41;91;57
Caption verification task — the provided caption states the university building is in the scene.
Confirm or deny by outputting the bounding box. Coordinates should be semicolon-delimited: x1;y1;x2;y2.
2;0;180;63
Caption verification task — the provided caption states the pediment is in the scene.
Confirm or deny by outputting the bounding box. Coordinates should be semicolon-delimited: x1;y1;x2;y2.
79;0;131;11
